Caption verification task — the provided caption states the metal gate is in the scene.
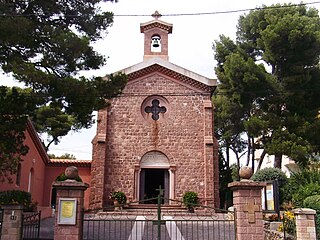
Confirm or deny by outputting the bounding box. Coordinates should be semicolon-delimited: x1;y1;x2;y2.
22;211;41;240
83;195;235;240
0;209;3;239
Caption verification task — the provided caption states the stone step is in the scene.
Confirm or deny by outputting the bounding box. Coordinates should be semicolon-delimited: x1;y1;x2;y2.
102;204;188;214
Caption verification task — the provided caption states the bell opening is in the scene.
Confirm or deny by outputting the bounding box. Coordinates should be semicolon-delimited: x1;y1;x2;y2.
152;40;160;48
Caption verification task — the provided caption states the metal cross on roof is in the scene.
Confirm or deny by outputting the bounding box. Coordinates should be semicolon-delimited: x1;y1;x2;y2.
152;11;162;20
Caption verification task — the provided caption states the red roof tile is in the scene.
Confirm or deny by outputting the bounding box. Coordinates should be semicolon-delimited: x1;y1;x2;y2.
48;159;91;167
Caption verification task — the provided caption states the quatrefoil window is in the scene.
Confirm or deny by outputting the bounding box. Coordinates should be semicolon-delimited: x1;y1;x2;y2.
144;99;167;121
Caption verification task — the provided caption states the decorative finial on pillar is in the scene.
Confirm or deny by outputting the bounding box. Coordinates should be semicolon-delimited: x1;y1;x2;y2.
65;166;79;181
239;166;253;181
152;10;162;20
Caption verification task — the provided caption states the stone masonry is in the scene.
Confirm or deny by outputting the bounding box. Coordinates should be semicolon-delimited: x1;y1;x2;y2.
228;181;266;240
293;208;317;240
90;15;219;209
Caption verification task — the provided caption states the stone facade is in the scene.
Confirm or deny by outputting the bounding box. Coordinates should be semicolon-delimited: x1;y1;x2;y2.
90;15;219;209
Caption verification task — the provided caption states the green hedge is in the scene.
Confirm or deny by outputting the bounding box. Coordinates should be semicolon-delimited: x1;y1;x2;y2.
0;190;34;211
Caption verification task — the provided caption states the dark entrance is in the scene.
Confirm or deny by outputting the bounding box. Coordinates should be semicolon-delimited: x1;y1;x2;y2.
140;169;169;204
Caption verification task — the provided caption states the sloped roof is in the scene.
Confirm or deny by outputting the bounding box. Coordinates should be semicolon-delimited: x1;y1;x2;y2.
26;120;91;168
26;119;50;165
140;19;173;33
115;58;217;93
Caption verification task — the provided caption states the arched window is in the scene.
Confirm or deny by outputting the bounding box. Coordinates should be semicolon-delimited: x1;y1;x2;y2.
16;163;21;186
28;168;34;193
151;35;161;52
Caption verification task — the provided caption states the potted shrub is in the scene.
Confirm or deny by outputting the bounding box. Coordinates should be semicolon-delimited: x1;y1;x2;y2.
183;191;199;213
110;191;127;209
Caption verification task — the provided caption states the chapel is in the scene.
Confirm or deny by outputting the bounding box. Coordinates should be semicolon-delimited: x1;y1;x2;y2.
90;12;219;209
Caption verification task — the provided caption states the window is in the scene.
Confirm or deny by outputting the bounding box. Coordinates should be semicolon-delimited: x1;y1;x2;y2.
28;168;34;192
141;96;169;121
16;163;21;186
145;99;167;120
151;35;161;52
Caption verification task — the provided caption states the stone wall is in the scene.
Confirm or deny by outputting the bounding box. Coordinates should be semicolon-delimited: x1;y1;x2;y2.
91;72;219;208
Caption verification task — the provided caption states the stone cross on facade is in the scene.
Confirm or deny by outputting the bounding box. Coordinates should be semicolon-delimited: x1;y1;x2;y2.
145;99;166;120
243;198;261;223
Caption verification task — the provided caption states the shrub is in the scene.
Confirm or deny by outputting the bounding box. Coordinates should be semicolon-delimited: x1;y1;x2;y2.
285;169;320;205
251;167;288;204
292;183;320;207
304;195;320;211
251;167;288;186
0;190;33;210
55;172;82;182
183;191;199;207
304;195;320;239
110;191;127;204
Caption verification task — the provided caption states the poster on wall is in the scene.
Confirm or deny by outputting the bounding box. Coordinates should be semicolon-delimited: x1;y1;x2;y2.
266;183;275;211
261;180;279;214
58;198;77;225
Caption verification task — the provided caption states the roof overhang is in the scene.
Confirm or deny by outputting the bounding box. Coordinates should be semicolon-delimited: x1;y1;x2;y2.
115;58;217;89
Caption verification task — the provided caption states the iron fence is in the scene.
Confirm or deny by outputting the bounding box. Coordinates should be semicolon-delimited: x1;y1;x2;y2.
0;209;3;239
84;196;235;240
22;211;41;240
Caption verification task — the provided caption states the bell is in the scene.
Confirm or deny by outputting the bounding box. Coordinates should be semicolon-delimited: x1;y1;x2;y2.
152;39;160;48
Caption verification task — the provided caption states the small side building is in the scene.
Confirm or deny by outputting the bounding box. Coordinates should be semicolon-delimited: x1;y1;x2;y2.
0;119;92;218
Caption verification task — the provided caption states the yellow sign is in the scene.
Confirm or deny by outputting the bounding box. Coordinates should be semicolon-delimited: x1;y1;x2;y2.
266;184;275;210
58;198;77;225
61;201;74;218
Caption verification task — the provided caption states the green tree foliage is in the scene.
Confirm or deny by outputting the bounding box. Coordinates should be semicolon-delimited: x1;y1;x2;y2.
285;168;320;206
0;87;37;181
213;4;320;169
0;0;127;176
218;150;233;209
48;153;76;159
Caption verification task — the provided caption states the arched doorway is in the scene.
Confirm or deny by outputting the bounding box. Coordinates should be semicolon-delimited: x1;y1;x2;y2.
139;151;170;204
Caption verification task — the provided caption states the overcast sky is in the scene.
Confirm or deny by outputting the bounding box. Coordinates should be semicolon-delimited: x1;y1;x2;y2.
43;0;320;159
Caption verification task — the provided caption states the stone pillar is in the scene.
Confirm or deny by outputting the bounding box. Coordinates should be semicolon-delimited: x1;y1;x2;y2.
228;181;266;240
293;208;317;240
1;205;24;240
53;180;89;240
90;108;108;209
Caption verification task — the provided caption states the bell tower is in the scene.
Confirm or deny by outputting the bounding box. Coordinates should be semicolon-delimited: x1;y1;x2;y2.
140;11;173;61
